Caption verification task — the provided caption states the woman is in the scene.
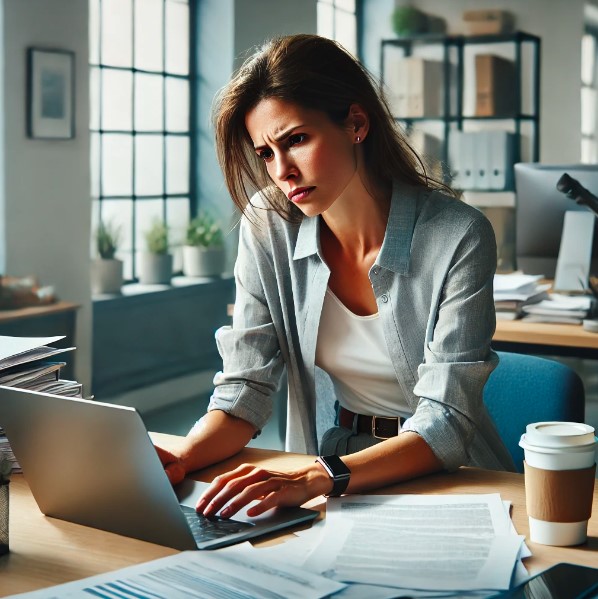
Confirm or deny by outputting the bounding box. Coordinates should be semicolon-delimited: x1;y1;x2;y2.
157;34;515;520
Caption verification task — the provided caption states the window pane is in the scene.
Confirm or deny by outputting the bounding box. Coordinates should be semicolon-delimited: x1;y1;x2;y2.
582;138;597;164
100;199;134;278
317;3;334;39
166;77;189;132
166;135;189;194
135;135;164;196
581;86;596;136
101;0;132;68
90;67;100;130
335;10;357;56
91;199;101;257
165;1;189;75
89;0;100;64
135;199;164;254
102;134;133;196
582;34;596;86
166;197;190;246
335;0;355;11
167;197;190;271
135;0;163;72
102;69;133;131
135;73;163;131
91;132;100;197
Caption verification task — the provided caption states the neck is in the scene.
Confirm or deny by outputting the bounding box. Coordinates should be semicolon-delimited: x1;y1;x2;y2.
321;175;391;259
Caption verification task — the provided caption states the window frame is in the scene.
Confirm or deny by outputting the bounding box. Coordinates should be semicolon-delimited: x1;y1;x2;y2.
89;0;197;282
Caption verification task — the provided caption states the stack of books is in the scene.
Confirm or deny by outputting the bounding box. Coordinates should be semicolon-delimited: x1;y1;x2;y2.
493;273;550;320
0;335;79;473
521;294;593;324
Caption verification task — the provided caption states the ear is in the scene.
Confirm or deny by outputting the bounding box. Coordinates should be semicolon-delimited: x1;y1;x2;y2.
346;103;369;143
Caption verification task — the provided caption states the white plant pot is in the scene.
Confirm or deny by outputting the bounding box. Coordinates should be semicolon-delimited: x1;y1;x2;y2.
91;258;123;295
139;253;173;285
182;246;225;277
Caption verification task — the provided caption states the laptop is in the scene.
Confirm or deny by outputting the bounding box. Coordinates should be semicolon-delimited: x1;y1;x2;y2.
0;385;318;550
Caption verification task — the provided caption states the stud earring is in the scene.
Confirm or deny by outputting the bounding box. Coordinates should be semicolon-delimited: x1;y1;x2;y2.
355;136;361;143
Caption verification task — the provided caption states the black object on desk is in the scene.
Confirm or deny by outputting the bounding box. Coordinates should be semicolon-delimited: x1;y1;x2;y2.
557;172;598;218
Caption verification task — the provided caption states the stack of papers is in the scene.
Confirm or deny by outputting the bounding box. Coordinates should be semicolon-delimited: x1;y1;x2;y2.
0;335;80;473
493;273;549;320
522;294;593;324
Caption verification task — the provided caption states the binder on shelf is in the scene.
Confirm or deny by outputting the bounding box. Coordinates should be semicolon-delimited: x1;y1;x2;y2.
472;131;491;190
448;130;463;189
475;54;517;117
488;131;515;190
460;132;476;189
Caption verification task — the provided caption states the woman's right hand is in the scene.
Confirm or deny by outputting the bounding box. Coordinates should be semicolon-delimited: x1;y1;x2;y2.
155;445;187;485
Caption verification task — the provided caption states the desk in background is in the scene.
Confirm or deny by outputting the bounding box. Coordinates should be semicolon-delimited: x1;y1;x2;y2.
1;433;597;597
494;319;598;360
0;301;79;379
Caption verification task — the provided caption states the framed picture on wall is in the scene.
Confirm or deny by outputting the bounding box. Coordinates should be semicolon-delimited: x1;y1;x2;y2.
26;48;75;140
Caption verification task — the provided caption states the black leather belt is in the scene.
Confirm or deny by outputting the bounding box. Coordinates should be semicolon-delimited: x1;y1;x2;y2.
338;407;405;440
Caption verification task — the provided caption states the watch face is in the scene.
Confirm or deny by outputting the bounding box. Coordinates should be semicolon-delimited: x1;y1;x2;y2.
318;455;351;477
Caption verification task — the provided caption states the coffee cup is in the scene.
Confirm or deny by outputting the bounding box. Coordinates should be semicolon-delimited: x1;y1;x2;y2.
519;422;596;546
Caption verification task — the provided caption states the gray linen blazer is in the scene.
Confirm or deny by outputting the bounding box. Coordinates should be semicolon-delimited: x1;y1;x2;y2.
208;182;516;472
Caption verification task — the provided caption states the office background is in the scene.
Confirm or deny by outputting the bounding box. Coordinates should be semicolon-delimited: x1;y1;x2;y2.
0;0;596;447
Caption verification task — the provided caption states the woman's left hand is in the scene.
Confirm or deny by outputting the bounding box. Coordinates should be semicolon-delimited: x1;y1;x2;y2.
196;463;332;518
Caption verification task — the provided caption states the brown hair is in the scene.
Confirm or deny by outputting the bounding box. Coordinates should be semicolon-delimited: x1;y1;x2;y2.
213;34;453;221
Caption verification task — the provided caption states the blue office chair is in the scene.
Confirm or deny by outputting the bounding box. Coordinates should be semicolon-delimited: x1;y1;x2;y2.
483;351;585;473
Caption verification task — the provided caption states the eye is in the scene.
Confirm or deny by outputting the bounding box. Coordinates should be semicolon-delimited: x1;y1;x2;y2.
288;133;306;147
257;148;274;162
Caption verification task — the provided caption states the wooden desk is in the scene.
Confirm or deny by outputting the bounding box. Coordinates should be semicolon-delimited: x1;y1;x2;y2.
494;319;598;359
1;434;597;597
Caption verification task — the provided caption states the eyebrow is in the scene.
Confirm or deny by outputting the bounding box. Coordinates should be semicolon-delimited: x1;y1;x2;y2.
253;124;305;150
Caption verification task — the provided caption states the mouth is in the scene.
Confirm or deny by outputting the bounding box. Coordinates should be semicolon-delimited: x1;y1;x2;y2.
288;187;315;203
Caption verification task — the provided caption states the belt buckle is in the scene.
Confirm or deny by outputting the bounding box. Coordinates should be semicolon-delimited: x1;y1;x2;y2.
371;415;398;440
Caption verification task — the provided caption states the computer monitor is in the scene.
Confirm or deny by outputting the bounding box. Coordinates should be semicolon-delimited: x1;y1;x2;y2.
514;163;598;278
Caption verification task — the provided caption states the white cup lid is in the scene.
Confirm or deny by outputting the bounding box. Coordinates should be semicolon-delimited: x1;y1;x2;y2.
524;422;596;448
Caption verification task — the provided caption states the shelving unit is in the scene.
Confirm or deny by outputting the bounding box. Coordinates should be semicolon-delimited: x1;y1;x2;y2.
380;31;541;202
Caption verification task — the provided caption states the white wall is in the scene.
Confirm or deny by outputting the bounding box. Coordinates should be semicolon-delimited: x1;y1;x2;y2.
197;0;317;271
363;0;586;163
0;0;91;389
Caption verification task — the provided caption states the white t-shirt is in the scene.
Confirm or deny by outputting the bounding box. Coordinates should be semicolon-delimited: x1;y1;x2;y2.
315;287;411;419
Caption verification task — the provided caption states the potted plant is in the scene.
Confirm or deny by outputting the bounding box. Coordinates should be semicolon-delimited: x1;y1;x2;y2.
0;454;10;555
182;211;225;277
91;220;123;295
139;219;173;285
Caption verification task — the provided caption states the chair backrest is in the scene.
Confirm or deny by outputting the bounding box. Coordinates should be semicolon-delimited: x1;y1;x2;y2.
483;351;585;473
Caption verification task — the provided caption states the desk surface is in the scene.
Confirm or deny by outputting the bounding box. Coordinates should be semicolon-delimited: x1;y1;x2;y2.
2;433;597;597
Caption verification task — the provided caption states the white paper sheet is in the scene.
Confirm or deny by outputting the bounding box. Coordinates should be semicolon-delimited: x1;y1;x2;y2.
0;335;65;362
12;549;346;599
303;494;524;592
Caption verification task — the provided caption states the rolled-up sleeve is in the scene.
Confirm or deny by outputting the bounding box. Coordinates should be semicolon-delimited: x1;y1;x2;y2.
405;214;498;470
208;216;285;431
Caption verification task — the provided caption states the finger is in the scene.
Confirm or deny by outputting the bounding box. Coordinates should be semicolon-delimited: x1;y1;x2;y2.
201;470;278;517
196;464;262;512
246;490;282;517
217;477;290;518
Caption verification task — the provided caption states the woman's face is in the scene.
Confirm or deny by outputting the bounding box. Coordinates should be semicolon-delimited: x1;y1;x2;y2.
245;97;362;217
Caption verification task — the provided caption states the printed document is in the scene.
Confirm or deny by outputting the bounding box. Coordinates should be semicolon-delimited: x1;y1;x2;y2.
13;549;345;599
304;493;524;592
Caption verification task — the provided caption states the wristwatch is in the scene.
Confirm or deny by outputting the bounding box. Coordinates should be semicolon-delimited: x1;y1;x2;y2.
315;454;351;497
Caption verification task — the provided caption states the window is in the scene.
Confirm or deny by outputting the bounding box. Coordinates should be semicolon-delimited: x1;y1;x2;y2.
317;0;358;57
89;0;194;280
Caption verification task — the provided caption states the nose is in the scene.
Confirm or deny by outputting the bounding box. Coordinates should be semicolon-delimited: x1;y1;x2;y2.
273;153;298;182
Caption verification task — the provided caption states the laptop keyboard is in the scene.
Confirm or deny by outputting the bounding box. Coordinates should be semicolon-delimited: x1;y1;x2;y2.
180;505;254;542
